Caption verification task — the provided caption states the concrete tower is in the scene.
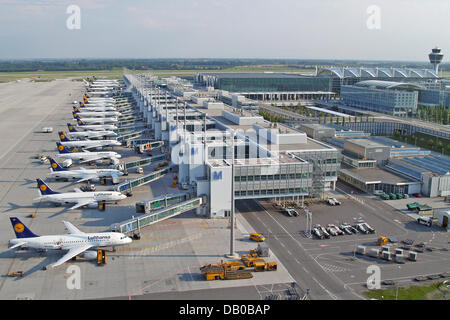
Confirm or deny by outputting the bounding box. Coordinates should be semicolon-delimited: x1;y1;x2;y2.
429;47;444;74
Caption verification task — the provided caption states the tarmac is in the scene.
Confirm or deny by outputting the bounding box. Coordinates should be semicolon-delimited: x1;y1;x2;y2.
0;79;294;300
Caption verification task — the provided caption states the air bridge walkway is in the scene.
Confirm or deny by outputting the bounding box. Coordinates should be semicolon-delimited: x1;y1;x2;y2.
113;124;147;134
115;153;167;171
118;119;144;127
117;129;149;143
110;196;204;234
135;192;193;213
115;166;171;193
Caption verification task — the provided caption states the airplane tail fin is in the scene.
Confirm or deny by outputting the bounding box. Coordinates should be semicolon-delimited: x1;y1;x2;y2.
36;178;59;196
10;217;39;238
48;157;66;172
58;131;71;142
76;117;86;126
72;111;79;119
56;142;71;154
67;123;77;132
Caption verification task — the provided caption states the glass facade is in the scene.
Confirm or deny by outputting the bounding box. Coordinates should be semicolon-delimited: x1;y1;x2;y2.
213;76;332;92
340;85;418;116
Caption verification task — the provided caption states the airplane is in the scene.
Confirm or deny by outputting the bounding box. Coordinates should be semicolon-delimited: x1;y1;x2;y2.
73;105;117;112
47;157;123;183
69;122;118;132
8;217;132;268
72;110;121;118
65;124;117;140
34;178;127;210
58;131;121;149
56;142;121;164
74;116;118;125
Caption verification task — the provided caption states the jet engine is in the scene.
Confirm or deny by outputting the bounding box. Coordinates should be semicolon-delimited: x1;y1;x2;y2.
81;250;98;260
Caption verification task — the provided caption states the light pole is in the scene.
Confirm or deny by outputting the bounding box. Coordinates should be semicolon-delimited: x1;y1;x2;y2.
226;131;239;259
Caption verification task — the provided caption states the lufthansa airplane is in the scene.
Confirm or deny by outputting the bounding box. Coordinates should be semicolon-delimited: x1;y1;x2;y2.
8;217;132;268
34;178;127;210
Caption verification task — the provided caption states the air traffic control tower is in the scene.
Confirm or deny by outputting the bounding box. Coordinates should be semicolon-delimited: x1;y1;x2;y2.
429;47;444;74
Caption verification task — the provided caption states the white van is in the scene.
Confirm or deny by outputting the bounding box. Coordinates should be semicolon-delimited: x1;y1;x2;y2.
417;216;432;227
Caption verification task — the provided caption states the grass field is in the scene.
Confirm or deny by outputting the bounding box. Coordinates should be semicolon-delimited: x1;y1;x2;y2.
0;66;315;83
364;282;450;300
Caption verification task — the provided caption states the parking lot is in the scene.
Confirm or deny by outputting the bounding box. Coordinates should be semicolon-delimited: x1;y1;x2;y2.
237;182;450;299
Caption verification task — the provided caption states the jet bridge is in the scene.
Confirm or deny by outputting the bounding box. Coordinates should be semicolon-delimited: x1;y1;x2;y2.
135;192;193;213
115;153;167;171
113;124;147;134
115;166;171;193
110;196;204;234
118;119;144;127
117;129;149;143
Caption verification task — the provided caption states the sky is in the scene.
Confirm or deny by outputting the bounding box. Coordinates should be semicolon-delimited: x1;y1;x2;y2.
0;0;449;61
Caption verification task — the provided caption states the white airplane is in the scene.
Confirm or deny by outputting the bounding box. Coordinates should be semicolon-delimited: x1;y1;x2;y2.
65;124;117;139
47;157;123;183
75;116;118;125
74;105;117;112
34;178;127;210
73;110;120;118
58;131;121;149
70;122;118;131
8;217;132;268
56;142;121;164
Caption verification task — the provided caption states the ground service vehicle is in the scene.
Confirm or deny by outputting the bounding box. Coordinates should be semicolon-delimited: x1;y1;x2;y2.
249;233;265;242
417;216;432;227
377;236;388;246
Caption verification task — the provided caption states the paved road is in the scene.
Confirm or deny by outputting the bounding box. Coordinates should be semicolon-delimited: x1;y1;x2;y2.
236;199;362;300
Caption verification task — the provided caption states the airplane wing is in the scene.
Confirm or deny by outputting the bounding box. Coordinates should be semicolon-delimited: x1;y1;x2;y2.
9;242;26;250
79;156;103;163
82;144;104;150
76;174;97;183
63;221;85;235
69;199;97;210
50;245;93;268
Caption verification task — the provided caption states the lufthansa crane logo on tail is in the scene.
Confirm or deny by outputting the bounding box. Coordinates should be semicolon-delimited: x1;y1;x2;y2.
58;145;64;151
74;108;78;112
14;223;25;233
51;163;58;169
69;125;73;130
60;134;65;139
78;120;82;125
73;113;77;118
40;184;47;191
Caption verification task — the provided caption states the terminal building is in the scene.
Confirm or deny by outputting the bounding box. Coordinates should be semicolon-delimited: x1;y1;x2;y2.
340;80;423;116
126;73;340;218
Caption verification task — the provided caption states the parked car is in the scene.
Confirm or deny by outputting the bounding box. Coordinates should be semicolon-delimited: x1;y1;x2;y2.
312;225;325;239
412;193;422;198
389;193;397;200
380;193;389;200
339;223;356;235
329;197;341;205
354;222;370;234
327;224;344;236
327;198;336;206
315;224;330;239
